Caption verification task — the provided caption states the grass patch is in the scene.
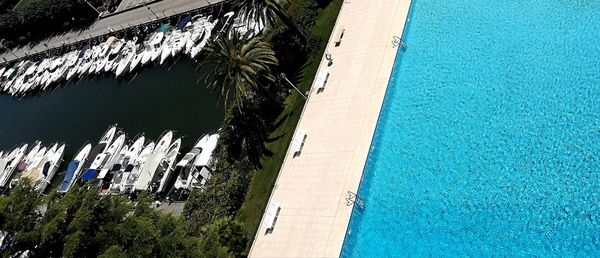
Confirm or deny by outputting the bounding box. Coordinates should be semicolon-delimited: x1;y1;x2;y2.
236;0;343;240
12;0;34;10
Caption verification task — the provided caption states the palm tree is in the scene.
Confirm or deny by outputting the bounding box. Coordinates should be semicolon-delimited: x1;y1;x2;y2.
231;0;306;40
199;32;279;108
217;94;274;169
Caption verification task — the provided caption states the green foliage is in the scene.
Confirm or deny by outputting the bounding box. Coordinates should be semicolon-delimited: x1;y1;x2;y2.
191;0;343;253
0;186;199;257
218;94;280;169
0;0;20;12
11;0;35;10
98;245;127;258
0;179;41;234
231;0;306;41
197;217;248;258
263;0;324;75
237;0;343;242
0;0;344;257
0;0;105;48
183;157;252;235
287;0;320;33
200;33;279;109
232;0;286;27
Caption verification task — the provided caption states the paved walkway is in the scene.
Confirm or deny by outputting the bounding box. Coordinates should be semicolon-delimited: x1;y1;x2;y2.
156;201;185;215
114;0;155;13
249;0;412;257
0;0;225;65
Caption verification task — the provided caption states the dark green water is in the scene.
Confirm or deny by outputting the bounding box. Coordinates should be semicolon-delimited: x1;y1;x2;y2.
0;58;225;156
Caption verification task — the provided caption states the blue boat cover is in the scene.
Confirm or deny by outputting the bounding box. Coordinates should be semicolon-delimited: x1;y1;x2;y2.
159;23;170;32
42;162;51;177
82;169;98;181
111;164;122;172
125;164;134;172
58;160;79;192
177;16;191;30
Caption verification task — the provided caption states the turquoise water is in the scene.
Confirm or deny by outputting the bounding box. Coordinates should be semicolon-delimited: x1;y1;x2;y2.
342;0;600;256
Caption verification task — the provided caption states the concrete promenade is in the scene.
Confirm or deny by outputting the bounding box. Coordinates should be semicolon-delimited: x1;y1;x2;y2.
249;0;412;257
0;0;225;65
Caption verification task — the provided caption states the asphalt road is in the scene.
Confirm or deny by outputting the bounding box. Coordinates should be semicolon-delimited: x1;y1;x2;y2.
0;0;226;65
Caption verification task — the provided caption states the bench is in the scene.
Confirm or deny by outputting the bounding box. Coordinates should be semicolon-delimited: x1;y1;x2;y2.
313;67;330;93
263;201;281;233
334;27;345;47
290;129;307;157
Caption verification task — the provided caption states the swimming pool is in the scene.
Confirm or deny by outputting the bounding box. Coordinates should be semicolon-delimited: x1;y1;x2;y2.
341;0;600;256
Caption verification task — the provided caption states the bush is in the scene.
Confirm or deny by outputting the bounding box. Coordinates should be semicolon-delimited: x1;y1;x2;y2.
183;157;252;235
197;217;248;258
264;0;325;76
288;0;320;33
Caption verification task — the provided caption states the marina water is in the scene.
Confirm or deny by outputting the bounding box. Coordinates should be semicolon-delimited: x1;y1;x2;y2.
342;0;600;256
0;58;224;157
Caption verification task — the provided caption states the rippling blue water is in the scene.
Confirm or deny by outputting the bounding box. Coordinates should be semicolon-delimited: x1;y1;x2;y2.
342;0;600;256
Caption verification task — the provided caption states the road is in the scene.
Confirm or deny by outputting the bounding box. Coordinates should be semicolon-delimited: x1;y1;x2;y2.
0;0;226;65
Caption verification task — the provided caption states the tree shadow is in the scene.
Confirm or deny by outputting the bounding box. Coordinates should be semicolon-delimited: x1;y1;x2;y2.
267;133;287;143
272;110;294;130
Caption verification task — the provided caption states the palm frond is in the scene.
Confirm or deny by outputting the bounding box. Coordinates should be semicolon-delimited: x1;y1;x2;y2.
197;32;279;108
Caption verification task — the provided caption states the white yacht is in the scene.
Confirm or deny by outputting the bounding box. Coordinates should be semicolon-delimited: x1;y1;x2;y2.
80;125;117;181
103;39;124;72
115;43;135;77
97;132;128;179
36;143;65;193
186;15;211;53
190;18;217;59
48;56;64;72
0;144;28;188
108;135;145;194
0;149;18;180
67;47;89;80
155;138;182;193
146;32;164;64
173;134;219;191
58;143;92;193
20;143;55;186
171;30;190;57
78;46;96;76
26;146;47;173
159;29;175;65
91;42;111;74
133;131;173;192
129;45;145;72
122;141;155;193
19;142;41;170
91;132;126;181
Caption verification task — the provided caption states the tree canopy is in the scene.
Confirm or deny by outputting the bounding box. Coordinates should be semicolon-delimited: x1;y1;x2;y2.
0;183;248;257
231;0;306;41
0;0;107;49
200;32;279;109
0;0;340;256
